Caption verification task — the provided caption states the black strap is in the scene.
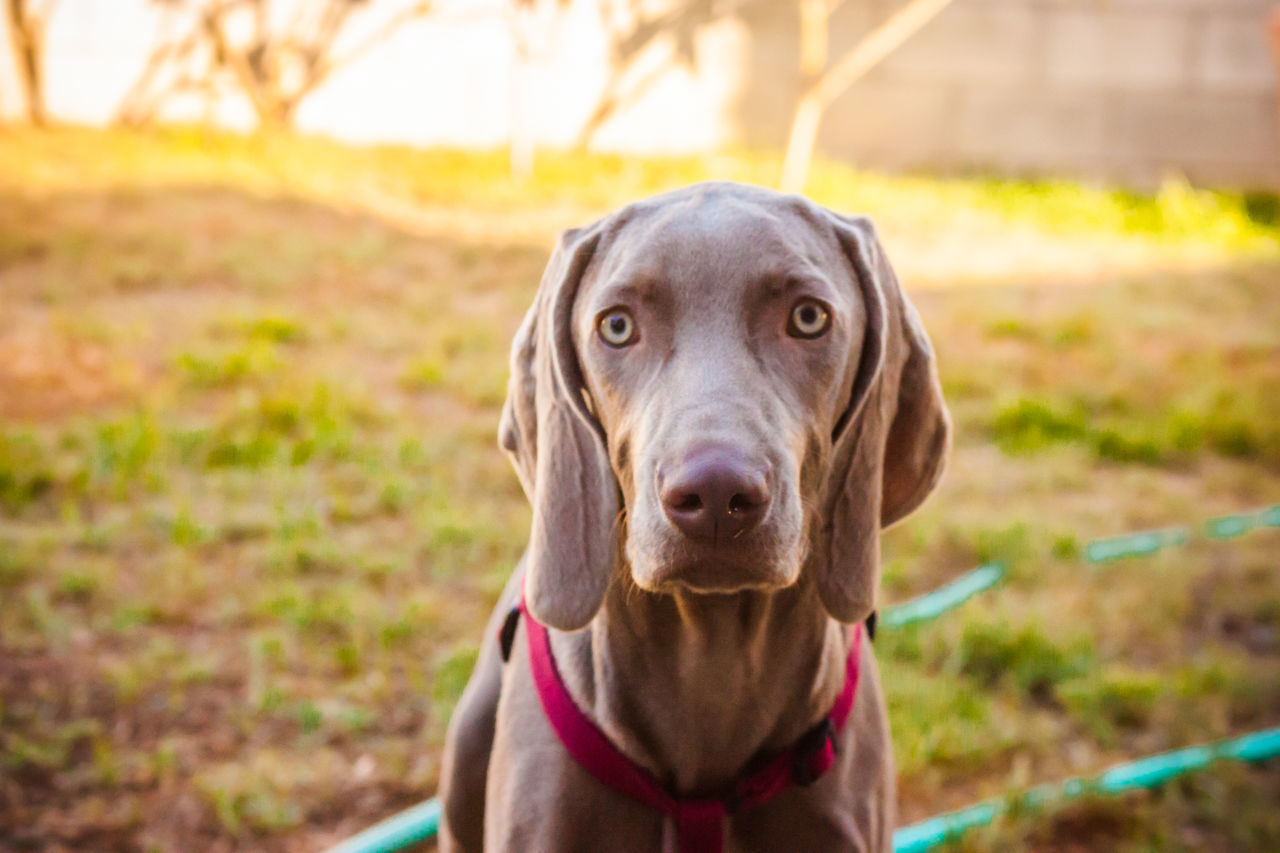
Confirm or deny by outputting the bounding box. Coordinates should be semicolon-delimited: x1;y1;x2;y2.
864;611;877;643
499;606;522;663
791;718;837;786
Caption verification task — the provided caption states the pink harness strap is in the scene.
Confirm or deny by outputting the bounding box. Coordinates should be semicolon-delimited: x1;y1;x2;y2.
508;598;864;853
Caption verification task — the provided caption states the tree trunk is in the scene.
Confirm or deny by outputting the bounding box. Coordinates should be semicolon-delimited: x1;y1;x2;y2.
509;40;534;180
1268;7;1280;133
780;93;824;194
256;99;295;133
779;0;955;193
780;0;828;193
5;0;46;125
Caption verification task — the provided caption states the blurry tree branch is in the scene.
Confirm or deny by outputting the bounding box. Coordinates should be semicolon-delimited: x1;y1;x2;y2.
574;0;948;177
1269;6;1280;133
507;0;570;179
4;0;57;124
118;0;431;130
574;0;746;150
779;0;953;192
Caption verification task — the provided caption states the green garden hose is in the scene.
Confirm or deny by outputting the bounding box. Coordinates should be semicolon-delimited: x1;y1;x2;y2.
323;506;1278;853
892;726;1280;852
1086;504;1278;563
325;727;1280;853
880;562;1004;629
325;799;440;853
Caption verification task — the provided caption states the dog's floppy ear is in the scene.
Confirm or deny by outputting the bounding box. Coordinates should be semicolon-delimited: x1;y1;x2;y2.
498;225;620;630
813;212;951;623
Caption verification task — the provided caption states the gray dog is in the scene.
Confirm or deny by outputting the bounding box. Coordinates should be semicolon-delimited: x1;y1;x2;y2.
438;182;949;852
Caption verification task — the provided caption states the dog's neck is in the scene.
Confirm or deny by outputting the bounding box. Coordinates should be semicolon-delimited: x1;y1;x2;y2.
548;574;853;795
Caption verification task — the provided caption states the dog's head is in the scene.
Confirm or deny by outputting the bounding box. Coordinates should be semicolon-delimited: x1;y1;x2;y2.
500;182;949;630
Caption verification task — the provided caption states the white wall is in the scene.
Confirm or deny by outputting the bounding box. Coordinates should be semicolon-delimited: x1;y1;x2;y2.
3;0;1277;187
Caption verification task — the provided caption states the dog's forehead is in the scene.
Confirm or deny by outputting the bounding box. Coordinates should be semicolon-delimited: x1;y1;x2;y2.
591;185;843;304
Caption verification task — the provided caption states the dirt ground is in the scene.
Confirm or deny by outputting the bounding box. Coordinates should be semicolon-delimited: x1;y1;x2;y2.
1;129;1278;852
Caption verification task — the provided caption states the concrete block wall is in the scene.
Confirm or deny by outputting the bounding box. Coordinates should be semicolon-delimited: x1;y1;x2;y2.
3;0;1277;189
800;0;1280;187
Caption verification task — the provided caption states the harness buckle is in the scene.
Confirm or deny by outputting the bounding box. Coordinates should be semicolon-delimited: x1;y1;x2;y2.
792;717;836;787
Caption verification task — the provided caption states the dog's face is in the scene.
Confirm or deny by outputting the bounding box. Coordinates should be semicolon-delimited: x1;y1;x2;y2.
575;194;864;594
501;182;949;630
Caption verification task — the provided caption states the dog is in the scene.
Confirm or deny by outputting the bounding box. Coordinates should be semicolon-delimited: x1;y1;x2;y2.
438;182;949;852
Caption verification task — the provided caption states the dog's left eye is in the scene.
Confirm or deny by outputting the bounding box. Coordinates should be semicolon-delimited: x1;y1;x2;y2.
788;299;830;338
598;308;638;347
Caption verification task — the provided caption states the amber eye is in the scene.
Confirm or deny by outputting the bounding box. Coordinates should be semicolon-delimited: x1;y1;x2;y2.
598;308;637;347
788;299;830;338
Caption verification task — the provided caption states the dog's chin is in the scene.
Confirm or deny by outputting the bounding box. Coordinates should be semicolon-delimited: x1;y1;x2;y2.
628;544;802;596
625;503;807;596
636;566;797;595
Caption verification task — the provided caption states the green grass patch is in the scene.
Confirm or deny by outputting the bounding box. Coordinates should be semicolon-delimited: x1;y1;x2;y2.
989;392;1280;467
432;644;480;724
956;621;1094;702
885;666;1020;775
1060;667;1164;745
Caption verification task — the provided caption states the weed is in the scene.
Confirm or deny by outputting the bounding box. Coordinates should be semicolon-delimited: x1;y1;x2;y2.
957;621;1094;701
177;342;283;388
88;414;161;498
885;666;1018;775
990;399;1088;454
297;701;323;734
1060;667;1164;744
400;357;446;391
432;645;480;723
0;430;55;513
195;753;314;835
0;544;34;588
989;391;1280;468
232;314;309;345
54;569;98;603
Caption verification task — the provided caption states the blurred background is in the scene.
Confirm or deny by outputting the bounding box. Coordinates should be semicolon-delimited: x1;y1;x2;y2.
1;1;1278;851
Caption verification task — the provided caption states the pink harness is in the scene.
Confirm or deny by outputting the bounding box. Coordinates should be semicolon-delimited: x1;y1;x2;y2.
499;599;867;853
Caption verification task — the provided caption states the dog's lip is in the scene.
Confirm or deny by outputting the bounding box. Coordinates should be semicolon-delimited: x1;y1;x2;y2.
637;559;797;595
658;575;792;595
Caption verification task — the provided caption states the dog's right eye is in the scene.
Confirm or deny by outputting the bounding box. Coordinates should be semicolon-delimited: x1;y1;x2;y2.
788;299;831;339
598;308;638;347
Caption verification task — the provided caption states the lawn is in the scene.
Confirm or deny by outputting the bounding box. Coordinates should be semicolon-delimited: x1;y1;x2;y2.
0;127;1278;852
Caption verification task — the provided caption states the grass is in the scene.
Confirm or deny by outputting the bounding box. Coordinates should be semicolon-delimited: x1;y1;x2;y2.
0;126;1277;850
2;126;1276;249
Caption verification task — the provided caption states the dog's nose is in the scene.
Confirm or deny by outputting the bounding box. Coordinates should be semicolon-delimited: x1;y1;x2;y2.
659;448;770;543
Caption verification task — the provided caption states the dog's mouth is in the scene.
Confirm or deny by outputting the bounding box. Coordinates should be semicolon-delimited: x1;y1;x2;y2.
639;559;798;595
627;518;804;595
